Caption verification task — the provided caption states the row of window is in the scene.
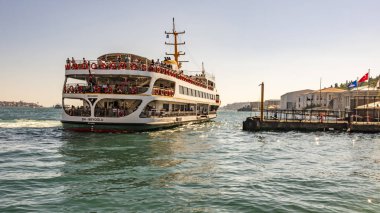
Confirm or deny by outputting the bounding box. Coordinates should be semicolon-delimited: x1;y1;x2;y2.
179;85;215;100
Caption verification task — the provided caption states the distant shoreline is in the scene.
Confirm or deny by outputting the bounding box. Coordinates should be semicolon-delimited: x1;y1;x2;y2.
0;101;43;108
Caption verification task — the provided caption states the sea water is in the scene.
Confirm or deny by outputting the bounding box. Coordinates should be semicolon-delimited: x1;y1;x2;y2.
0;108;379;212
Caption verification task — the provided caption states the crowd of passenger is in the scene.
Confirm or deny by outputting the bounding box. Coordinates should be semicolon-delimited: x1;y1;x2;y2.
65;105;91;117
65;55;215;91
64;83;147;95
65;56;174;70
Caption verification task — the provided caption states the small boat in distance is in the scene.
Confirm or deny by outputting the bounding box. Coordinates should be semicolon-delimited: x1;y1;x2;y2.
61;18;221;132
53;104;62;109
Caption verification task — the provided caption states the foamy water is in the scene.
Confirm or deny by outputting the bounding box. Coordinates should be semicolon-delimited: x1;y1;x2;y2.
0;119;61;128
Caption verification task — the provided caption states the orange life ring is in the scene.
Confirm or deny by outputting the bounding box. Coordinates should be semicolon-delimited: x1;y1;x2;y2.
131;63;137;70
141;64;147;71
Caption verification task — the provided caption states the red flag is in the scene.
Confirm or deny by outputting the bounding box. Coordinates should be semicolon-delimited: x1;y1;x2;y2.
358;72;369;83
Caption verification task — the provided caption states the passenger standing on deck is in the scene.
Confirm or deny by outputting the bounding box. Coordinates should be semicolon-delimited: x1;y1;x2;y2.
117;55;121;65
88;70;94;92
125;55;131;69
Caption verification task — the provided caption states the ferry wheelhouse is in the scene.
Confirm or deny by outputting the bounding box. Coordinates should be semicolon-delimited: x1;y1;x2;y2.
61;20;220;132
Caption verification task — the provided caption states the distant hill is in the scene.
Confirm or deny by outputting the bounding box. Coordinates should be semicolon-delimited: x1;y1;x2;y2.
220;102;251;111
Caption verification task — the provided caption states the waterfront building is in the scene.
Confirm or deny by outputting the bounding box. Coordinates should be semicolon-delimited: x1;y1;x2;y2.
280;89;313;110
297;88;346;110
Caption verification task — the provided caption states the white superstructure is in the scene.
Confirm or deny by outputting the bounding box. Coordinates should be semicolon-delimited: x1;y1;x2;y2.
61;19;220;132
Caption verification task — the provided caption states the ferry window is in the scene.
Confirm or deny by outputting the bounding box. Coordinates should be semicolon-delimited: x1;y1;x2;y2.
191;89;194;96
95;99;142;117
154;78;175;90
180;86;184;94
163;103;169;111
63;98;91;117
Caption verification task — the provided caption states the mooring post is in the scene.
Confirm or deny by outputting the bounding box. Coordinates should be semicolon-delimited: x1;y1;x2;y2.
260;82;264;122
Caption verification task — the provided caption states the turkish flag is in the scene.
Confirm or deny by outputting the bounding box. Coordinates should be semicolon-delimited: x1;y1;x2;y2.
358;72;369;83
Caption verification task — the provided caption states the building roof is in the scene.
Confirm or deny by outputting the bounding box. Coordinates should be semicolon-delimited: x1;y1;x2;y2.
310;88;346;94
281;89;314;97
356;101;380;109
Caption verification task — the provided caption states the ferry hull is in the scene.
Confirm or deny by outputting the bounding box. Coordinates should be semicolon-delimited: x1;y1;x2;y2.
61;118;214;133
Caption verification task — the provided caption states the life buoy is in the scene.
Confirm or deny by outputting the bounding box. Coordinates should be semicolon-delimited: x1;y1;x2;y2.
131;63;137;70
156;67;161;73
91;63;97;69
72;64;78;70
141;64;147;71
148;65;154;71
118;111;124;117
69;86;74;93
110;63;117;69
119;62;126;69
100;63;106;69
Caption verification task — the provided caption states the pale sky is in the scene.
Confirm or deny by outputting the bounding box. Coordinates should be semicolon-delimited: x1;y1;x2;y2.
1;0;380;106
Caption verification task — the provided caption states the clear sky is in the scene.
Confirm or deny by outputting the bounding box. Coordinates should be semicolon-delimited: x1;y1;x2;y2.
1;0;380;106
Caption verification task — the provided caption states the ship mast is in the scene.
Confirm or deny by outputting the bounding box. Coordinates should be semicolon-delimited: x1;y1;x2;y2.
165;18;188;68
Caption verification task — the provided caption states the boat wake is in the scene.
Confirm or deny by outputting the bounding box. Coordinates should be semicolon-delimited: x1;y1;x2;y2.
0;119;61;128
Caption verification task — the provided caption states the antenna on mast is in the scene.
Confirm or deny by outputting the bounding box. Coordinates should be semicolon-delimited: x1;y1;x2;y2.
165;18;188;68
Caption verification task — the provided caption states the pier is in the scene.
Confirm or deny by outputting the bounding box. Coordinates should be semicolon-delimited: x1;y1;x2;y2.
243;110;380;133
243;82;380;133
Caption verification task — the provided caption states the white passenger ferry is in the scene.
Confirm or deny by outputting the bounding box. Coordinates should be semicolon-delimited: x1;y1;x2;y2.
61;19;220;132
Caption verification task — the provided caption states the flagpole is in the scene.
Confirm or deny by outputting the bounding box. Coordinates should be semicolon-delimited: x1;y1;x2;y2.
319;77;322;106
356;77;359;94
367;69;370;122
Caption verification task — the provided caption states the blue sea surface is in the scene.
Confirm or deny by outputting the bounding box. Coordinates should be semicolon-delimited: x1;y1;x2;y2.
0;108;379;212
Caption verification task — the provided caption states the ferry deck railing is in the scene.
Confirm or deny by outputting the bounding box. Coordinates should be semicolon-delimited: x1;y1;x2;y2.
65;60;213;90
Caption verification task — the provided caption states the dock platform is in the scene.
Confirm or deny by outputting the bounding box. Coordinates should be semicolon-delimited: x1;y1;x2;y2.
243;109;380;133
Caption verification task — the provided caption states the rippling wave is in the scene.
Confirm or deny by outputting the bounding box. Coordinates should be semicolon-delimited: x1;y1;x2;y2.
0;109;379;212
